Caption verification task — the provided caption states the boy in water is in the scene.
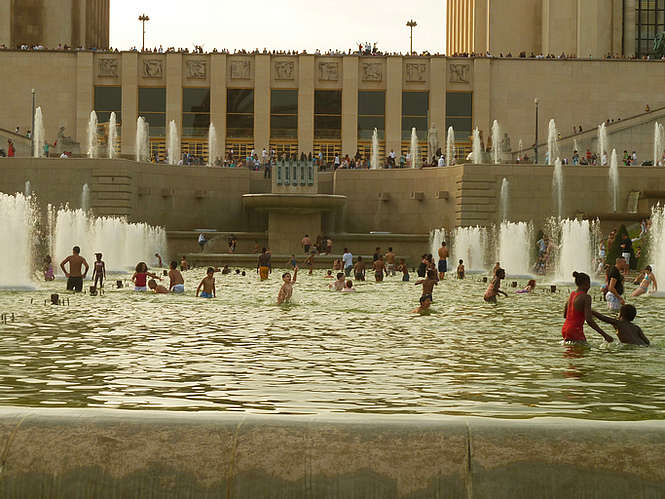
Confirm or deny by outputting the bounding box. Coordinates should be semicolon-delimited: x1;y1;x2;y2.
180;256;190;271
592;304;650;346
196;267;216;298
277;266;298;304
330;272;345;291
412;295;432;314
373;255;386;282
168;261;185;293
324;270;334;279
342;280;355;292
354;256;366;281
92;253;106;289
484;268;508;303
304;251;315;275
456;259;465;279
148;279;169;294
415;269;438;302
398;258;410;282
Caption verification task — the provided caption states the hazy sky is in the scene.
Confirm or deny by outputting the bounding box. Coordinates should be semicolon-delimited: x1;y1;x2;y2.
110;0;447;54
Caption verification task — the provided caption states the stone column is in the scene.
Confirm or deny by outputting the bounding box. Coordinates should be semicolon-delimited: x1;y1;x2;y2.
120;52;138;157
254;55;270;153
429;58;446;149
0;1;9;47
75;51;94;148
298;55;315;156
472;58;491;140
210;53;227;159
341;57;359;156
165;52;183;145
623;0;636;57
385;57;402;158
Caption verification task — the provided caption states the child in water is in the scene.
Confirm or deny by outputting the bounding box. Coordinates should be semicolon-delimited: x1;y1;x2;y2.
517;279;536;294
43;255;55;281
412;294;432;314
631;265;657;297
277;266;298;304
342;280;355;293
168;261;185;293
561;272;613;343
330;272;345;291
324;270;334;279
592;304;650;346
398;259;410;282
132;262;161;292
484;268;508;303
456;259;465;279
148;279;169;294
92;253;106;289
196;267;216;298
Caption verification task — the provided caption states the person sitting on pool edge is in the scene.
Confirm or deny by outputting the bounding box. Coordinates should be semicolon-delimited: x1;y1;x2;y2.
196;267;216;298
592;304;650;346
562;271;613;343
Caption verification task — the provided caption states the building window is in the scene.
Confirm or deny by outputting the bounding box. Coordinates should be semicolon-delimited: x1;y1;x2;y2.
271;89;298;139
182;88;210;137
402;91;428;140
94;86;121;124
139;88;165;137
446;91;472;138
227;89;254;139
314;90;341;139
358;91;385;140
636;0;665;57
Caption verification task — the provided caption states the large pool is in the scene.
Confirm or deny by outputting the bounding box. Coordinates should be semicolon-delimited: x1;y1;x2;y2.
0;268;663;420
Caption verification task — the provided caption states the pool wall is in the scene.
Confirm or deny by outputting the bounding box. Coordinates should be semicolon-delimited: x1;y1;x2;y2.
0;408;663;498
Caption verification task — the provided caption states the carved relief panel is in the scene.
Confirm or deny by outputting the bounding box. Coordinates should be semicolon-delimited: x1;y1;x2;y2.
230;60;251;79
274;61;294;80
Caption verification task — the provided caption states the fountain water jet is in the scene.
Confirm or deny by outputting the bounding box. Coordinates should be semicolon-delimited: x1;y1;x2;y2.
81;184;90;213
167;120;180;166
429;228;446;260
410;128;418;168
499;178;509;222
491;120;501;164
108;112;117;159
654;123;664;166
33;107;44;158
554;218;595;283
648;206;665;297
370;128;379;169
598;122;609;164
136;117;150;162
547;119;558;166
87;111;98;159
446;126;455;166
552;158;563;219
24;180;31;198
452;226;487;272
0;193;35;289
497;221;533;277
208;123;217;167
517;139;523;161
609;149;619;213
472;128;482;164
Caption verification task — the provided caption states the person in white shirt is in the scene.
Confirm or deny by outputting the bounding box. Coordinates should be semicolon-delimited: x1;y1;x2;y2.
438;156;445;167
342;248;353;277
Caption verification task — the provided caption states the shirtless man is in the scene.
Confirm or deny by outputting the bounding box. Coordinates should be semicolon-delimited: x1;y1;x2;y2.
196;267;216;298
277;267;298;304
373;255;386;282
168;261;185;293
60;246;89;292
437;241;449;280
592;305;649;346
415;269;438;302
384;247;396;277
354;256;366;281
301;234;312;254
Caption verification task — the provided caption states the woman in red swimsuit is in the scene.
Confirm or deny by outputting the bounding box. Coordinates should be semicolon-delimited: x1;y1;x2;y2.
562;272;614;343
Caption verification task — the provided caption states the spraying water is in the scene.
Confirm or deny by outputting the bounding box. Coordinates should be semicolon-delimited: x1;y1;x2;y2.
410;127;418;168
497;221;533;277
649;206;665;297
429;228;446;260
554;218;595;283
446;126;455;166
136;116;149;162
552;158;563;219
654;123;664;166
453;226;487;272
609;149;619;213
33;107;44;158
168;120;180;166
472;128;482;164
371;128;379;169
499;178;509;222
547;119;558;166
208;123;217;167
573;139;579;158
24;180;31;198
81;183;90;213
517;139;523;161
87;111;98;159
598;122;608;163
491;120;502;165
0;193;35;289
108;112;117;159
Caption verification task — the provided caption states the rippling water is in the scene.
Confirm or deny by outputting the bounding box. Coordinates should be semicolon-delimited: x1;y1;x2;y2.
0;269;663;420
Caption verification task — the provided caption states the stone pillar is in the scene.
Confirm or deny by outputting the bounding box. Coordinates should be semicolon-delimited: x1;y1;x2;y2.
577;0;613;58
474;0;488;53
298;55;315;156
385;57;402;158
210;53;227;159
623;0;636;57
0;1;9;47
341;57;359;157
472;58;491;140
75;51;94;148
429;58;446;150
165;53;183;146
120;52;138;157
254;55;270;153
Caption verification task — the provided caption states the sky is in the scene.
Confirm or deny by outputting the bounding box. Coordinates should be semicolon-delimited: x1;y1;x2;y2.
110;0;447;54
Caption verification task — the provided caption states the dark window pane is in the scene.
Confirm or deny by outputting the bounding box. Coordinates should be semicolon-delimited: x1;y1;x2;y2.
445;117;472;136
183;88;210;113
402;92;429;116
227;89;254;113
141;113;165;127
96;111;121;124
227;114;253;138
94;86;121;112
401;117;428;139
139;88;166;113
358;91;385;115
271;115;297;138
182;113;210;129
315;116;341;139
446;92;473;117
271;89;298;114
315;90;342;115
358;115;385;132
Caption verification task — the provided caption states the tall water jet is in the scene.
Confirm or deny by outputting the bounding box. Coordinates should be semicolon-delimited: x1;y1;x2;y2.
33;107;44;158
547;119;558;166
208;123;217;167
410;127;418;168
107;112;117;159
452;226;487;272
429;228;446;259
552;158;563;219
87;111;98;159
472;128;482;164
81;183;90;213
649;206;665;296
24;180;31;198
609;149;619;213
446;126;455;166
167;120;180;166
573;139;579;157
0;193;35;289
598;122;609;163
517;139;523;161
136;116;150;162
499;178;509;221
370;128;379;169
497;221;533;277
654;122;664;166
491;120;502;164
554;219;595;283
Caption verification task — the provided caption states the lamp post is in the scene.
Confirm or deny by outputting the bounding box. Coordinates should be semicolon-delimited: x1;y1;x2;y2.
138;14;150;52
31;89;35;157
534;98;539;164
406;19;417;55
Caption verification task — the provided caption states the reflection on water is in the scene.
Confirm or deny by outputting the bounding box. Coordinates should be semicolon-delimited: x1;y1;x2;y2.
0;269;663;420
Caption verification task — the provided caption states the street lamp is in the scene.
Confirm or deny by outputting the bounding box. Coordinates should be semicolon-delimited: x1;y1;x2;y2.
406;19;417;55
534;97;539;164
31;89;35;157
138;14;150;52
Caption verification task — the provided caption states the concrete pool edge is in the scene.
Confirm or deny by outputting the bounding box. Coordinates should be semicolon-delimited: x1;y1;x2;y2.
0;407;664;498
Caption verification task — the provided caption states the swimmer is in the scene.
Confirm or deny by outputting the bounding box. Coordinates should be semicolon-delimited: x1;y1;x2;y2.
483;268;507;303
92;253;106;289
456;259;465;279
354;256;366;281
415;269;438;300
196;267;216;298
631;265;657;297
561;272;613;343
373;255;386;282
516;279;536;294
332;258;343;271
180;256;190;271
342;280;355;292
592;304;650;346
304;251;315;275
168;261;185;293
398;258;410;282
412;294;432;314
132;262;160;292
330;272;345;291
148;279;169;294
277;266;298;304
324;270;334;279
221;265;231;275
290;254;297;270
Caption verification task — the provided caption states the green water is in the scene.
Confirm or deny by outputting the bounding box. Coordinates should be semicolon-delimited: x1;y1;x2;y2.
0;269;663;420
